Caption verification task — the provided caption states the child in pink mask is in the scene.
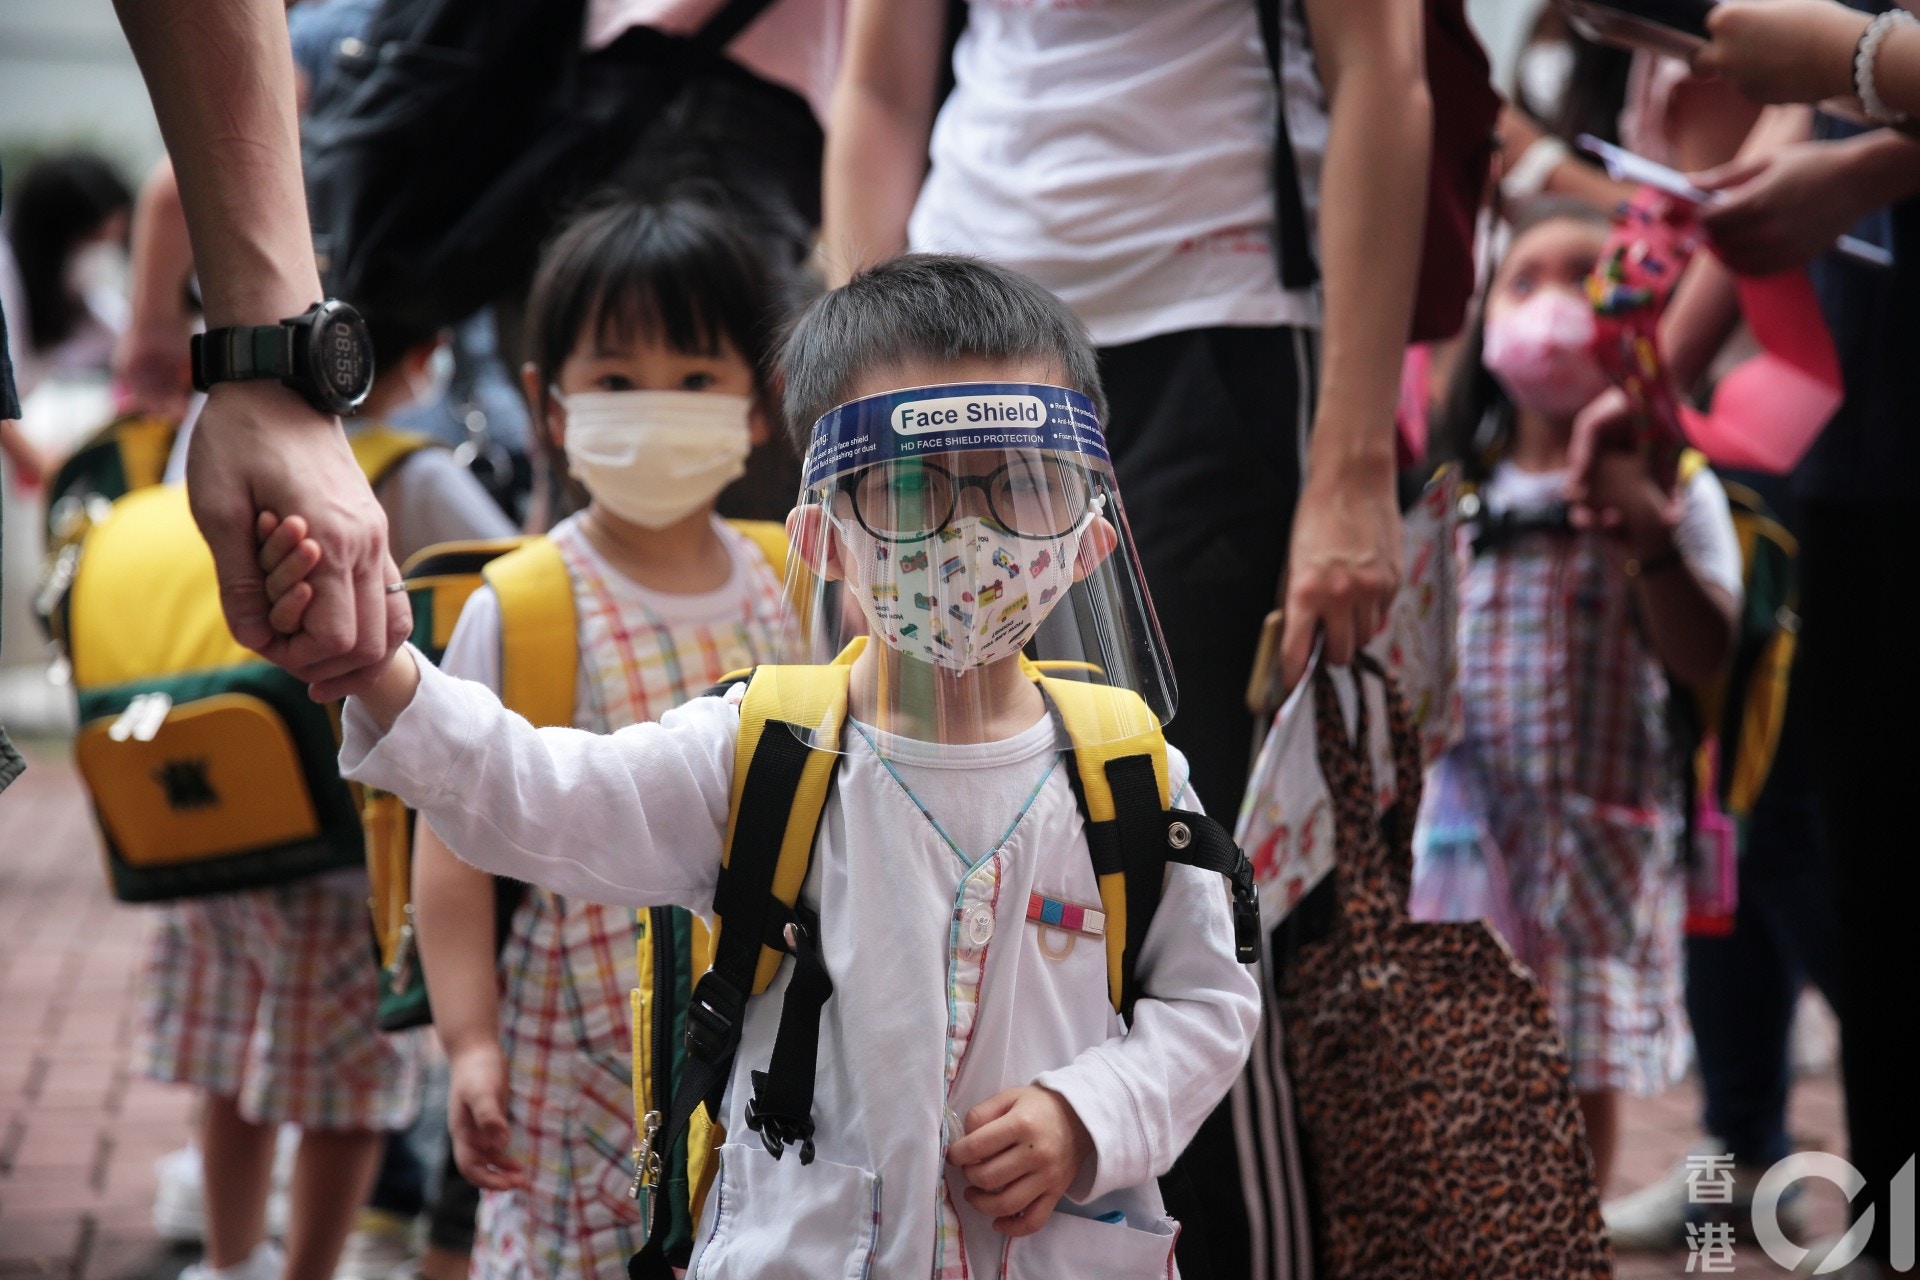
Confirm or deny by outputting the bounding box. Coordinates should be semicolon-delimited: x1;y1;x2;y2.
1424;199;1742;1190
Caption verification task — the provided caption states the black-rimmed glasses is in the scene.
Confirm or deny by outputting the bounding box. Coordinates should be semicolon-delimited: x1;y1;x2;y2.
838;456;1097;543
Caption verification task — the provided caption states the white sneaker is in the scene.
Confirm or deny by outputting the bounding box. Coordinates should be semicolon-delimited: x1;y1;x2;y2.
152;1145;206;1243
332;1208;419;1280
1603;1146;1805;1251
179;1240;285;1280
152;1128;300;1243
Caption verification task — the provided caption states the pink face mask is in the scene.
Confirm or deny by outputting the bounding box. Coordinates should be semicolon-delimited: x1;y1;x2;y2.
1482;290;1613;419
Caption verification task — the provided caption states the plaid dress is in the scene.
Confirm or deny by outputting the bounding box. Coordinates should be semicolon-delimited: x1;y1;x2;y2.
1432;515;1689;1096
466;516;784;1280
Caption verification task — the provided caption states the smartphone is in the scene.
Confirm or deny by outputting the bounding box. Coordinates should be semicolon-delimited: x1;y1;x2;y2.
1560;0;1715;58
1575;135;1715;203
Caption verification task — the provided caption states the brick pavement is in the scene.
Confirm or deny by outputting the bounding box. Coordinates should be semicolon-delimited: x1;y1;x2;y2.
0;743;1856;1279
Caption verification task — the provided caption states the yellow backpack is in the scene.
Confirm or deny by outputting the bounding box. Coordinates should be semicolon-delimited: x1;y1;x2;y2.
52;426;438;902
364;520;793;1030
625;640;1261;1274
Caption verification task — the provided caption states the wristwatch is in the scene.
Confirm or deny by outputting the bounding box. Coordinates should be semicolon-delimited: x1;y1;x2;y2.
190;300;374;417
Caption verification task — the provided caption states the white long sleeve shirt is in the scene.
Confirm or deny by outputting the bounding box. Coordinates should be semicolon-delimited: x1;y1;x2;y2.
342;652;1259;1278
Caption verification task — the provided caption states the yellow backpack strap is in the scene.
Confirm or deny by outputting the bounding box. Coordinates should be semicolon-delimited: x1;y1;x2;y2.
725;518;789;580
349;425;441;490
401;537;529;655
1027;661;1259;1017
649;641;859;1183
114;414;179;492
482;537;577;728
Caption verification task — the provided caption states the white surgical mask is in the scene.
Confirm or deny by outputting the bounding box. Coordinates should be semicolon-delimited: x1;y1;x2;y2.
69;241;127;300
1516;40;1574;121
559;389;752;528
833;509;1095;672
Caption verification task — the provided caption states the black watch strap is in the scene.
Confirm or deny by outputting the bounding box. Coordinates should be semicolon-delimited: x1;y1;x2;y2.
191;325;298;391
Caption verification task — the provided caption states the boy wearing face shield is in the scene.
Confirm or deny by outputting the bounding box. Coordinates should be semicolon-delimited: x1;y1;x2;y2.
264;254;1260;1279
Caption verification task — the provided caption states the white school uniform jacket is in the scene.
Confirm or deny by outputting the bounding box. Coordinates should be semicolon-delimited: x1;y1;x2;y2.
341;652;1260;1279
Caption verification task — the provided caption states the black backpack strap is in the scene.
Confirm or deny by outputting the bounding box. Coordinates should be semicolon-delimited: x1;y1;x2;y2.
669;722;816;1143
1258;0;1321;292
1468;502;1575;556
744;901;833;1163
1070;753;1261;1023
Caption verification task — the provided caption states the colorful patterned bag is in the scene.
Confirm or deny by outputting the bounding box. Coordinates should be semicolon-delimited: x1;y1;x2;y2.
1274;659;1611;1280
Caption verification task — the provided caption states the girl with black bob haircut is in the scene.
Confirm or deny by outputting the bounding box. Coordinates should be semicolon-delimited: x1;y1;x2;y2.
407;190;801;1280
521;189;808;521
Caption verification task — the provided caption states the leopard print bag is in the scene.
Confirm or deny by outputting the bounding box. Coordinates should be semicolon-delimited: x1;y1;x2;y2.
1274;659;1611;1279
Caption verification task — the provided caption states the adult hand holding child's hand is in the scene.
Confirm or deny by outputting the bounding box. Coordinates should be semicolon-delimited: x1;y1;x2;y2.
947;1085;1095;1237
258;511;421;714
189;382;412;691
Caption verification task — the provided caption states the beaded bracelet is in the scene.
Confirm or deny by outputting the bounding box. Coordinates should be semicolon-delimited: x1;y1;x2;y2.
1854;8;1917;127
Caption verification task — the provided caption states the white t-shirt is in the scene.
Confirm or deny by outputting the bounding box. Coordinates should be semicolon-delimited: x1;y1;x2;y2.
909;0;1312;347
584;0;844;123
1481;460;1746;603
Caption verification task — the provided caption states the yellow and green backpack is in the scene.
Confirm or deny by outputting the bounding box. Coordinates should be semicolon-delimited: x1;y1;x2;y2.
364;520;794;1030
624;639;1261;1275
49;426;439;902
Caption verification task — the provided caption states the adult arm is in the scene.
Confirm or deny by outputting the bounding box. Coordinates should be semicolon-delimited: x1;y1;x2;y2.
110;0;407;684
1695;0;1920;124
819;0;948;285
1278;0;1429;684
113;157;197;421
1496;104;1638;207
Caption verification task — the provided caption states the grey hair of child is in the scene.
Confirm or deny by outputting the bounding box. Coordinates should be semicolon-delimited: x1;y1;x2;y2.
776;254;1108;451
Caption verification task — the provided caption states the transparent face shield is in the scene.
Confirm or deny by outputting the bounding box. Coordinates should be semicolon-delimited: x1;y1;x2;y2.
769;382;1177;751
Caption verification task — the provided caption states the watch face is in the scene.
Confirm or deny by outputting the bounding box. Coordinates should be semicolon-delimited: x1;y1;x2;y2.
313;307;374;407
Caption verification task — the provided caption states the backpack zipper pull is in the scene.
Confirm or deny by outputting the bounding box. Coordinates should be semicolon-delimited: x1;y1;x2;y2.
110;692;173;743
629;1109;662;1200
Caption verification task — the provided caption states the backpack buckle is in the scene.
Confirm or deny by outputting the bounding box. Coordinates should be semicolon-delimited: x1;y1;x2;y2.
744;1084;817;1165
1231;853;1260;965
685;973;745;1062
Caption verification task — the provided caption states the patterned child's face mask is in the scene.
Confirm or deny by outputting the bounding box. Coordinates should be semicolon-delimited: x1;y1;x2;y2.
834;512;1093;672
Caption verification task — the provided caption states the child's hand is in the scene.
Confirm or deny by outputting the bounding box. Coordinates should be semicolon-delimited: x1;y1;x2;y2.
946;1085;1094;1237
1578;449;1683;565
256;511;324;636
448;1042;527;1191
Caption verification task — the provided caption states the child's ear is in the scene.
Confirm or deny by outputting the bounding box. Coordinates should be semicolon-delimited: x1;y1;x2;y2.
747;400;773;450
1070;515;1120;583
523;363;564;449
786;503;844;582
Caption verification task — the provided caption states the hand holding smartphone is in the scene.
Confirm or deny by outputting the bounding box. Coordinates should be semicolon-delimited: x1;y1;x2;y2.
1575;135;1894;268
